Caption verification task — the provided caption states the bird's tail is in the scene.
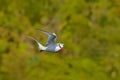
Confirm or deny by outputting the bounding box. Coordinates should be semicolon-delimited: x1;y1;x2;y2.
27;36;47;51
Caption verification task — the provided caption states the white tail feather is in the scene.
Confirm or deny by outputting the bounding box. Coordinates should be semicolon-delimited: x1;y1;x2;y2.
27;36;47;50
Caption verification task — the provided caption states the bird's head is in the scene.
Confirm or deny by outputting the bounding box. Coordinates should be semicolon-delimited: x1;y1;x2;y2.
58;43;64;51
55;43;64;52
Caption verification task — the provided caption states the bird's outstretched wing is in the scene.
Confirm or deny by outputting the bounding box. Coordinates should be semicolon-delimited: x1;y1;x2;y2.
36;29;57;46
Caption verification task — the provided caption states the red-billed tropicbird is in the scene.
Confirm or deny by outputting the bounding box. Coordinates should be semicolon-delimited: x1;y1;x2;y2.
28;30;64;52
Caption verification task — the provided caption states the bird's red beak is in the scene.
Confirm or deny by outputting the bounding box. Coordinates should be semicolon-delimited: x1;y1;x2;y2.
61;47;64;51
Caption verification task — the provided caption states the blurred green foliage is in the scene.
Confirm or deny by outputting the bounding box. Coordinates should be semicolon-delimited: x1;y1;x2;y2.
0;0;120;80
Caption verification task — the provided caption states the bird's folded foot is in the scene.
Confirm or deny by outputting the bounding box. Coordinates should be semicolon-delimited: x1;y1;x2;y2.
40;50;44;52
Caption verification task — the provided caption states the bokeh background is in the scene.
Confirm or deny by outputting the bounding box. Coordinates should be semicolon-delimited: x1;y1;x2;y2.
0;0;120;80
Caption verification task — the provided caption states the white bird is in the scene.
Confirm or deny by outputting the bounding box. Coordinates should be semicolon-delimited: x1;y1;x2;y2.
28;30;64;52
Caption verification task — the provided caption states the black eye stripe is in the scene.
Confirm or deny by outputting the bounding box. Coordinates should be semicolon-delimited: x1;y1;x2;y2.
59;44;61;48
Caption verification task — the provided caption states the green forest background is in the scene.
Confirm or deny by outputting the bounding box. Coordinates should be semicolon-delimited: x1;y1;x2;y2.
0;0;120;80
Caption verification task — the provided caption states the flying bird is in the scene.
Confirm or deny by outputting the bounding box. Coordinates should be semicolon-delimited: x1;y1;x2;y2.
28;30;64;52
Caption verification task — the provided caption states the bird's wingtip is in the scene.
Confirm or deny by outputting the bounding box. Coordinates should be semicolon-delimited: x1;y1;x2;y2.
52;33;56;36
